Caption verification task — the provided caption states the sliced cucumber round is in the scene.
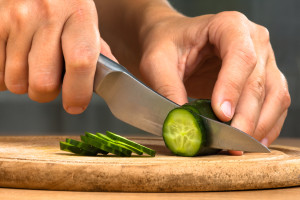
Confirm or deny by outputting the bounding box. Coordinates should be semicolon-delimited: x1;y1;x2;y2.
85;132;132;157
163;108;205;157
96;133;143;155
60;142;98;156
106;131;156;156
66;138;99;154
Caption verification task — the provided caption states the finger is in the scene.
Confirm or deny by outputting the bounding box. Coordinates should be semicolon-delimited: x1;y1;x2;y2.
61;5;100;114
28;23;63;103
251;46;290;142
0;39;6;91
228;150;243;156
209;12;257;122
230;36;269;136
260;111;287;147
140;46;188;105
4;22;34;94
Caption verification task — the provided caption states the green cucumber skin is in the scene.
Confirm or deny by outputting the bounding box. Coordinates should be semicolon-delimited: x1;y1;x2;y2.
185;99;219;121
185;99;231;125
82;135;129;157
60;142;98;156
96;132;143;155
106;131;156;157
85;132;132;157
65;138;99;154
80;136;109;155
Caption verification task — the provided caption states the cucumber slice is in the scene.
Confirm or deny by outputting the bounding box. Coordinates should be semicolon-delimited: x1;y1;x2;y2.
163;108;205;157
60;142;98;156
85;132;132;157
96;133;143;155
65;138;105;154
81;135;126;156
106;131;156;157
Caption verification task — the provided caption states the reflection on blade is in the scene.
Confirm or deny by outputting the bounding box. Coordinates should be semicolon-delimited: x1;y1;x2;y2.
201;116;270;153
94;70;178;136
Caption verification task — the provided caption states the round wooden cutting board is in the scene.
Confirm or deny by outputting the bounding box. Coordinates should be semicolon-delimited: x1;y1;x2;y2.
0;136;300;192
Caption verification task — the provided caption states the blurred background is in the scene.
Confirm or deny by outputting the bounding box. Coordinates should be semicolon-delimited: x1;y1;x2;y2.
0;0;299;138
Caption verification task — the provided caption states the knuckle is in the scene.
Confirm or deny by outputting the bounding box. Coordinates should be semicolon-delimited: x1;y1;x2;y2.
279;88;291;110
9;2;32;27
4;65;28;94
216;11;248;24
5;79;27;94
257;25;270;44
275;74;291;110
224;78;243;95
234;47;257;69
30;73;59;94
68;46;98;73
248;77;265;101
36;0;57;21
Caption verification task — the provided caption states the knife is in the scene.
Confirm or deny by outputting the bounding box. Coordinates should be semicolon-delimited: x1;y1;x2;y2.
94;54;270;153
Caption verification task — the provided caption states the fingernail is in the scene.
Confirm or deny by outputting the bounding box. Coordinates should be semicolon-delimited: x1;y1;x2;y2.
67;106;84;114
221;101;232;118
261;138;269;146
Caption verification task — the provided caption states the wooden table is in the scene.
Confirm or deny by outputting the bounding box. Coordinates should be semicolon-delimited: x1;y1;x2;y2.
1;138;300;200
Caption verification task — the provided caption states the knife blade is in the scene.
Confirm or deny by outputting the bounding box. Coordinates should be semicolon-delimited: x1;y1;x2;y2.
94;54;270;153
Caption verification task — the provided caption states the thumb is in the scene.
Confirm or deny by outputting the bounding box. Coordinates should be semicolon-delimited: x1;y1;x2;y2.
140;50;188;105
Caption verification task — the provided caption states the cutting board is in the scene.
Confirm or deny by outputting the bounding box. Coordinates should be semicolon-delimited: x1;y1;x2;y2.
0;136;300;192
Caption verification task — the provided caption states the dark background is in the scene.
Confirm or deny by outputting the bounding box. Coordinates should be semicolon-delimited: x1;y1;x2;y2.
0;0;299;138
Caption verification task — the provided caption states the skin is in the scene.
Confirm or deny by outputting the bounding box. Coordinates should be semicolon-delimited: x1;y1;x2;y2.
0;0;291;154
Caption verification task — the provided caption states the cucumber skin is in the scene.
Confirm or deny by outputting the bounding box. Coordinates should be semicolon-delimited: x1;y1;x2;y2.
185;99;231;125
163;99;221;156
85;132;132;157
106;131;156;157
60;142;98;156
96;132;143;155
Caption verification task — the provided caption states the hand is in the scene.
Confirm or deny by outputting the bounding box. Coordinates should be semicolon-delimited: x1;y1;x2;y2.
0;0;116;114
139;11;291;152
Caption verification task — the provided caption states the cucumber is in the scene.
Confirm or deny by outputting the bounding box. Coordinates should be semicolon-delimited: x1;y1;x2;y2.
85;132;132;157
162;99;221;157
96;133;143;155
81;135;128;157
59;131;156;157
60;142;98;156
106;131;156;157
184;99;219;120
66;138;107;155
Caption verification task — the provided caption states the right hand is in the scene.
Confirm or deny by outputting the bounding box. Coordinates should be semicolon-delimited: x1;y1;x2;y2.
0;0;116;114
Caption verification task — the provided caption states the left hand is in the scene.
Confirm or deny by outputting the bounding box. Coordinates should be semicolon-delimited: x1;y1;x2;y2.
138;11;291;153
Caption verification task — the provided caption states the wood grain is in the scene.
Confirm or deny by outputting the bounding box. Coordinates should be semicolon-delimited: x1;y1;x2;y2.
0;136;300;192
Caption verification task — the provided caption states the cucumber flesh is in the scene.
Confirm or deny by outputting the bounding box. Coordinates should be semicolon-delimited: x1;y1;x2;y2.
106;131;156;157
163;108;204;157
163;99;222;157
60;142;98;156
